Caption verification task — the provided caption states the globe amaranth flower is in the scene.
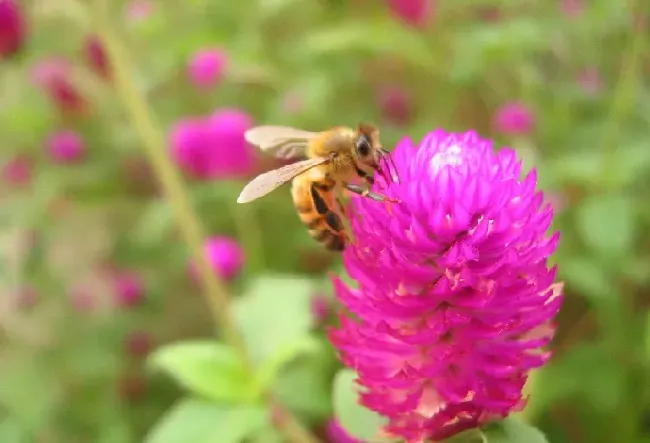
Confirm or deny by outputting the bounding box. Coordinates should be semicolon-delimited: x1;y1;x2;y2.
387;0;434;28
577;67;602;95
325;419;362;443
189;236;244;283
31;57;87;116
187;48;228;90
124;0;154;23
46;130;86;163
493;102;535;136
110;270;145;308
378;85;413;127
328;130;563;443
0;0;25;59
2;154;32;187
170;108;258;180
83;35;111;80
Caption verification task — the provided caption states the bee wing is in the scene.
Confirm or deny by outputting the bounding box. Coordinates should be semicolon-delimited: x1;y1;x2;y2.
245;125;319;159
237;157;330;204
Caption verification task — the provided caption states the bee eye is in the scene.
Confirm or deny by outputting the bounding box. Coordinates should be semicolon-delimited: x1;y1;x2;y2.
356;137;370;157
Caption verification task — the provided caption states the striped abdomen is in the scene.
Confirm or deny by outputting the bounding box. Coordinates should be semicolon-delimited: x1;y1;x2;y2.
291;172;346;251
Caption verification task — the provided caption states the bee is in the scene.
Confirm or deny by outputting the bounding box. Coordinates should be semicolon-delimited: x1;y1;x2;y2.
236;123;399;251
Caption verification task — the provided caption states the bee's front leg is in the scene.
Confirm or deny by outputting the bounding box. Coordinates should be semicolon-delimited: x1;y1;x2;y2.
344;183;400;203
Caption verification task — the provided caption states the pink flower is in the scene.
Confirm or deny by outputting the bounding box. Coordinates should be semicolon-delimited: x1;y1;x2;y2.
46;130;86;163
378;85;412;127
311;294;331;324
125;330;153;358
187;48;228;90
0;0;25;59
125;0;154;23
70;286;96;312
577;67;602;95
328;130;563;442
16;285;38;310
83;35;111;79
387;0;434;28
31;57;87;116
189;236;244;282
493;102;535;135
326;419;362;443
2;155;32;186
561;0;584;18
111;271;144;307
170;108;257;180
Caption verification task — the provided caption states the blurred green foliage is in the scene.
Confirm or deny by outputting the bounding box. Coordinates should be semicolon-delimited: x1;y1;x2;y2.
1;0;650;442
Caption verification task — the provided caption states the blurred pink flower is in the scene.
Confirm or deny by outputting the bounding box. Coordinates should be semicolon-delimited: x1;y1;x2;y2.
16;285;38;310
387;0;434;28
187;48;228;90
46;130;86;163
311;293;331;324
170;108;257;180
70;286;96;312
125;0;154;22
2;155;32;186
0;0;25;59
111;271;144;307
378;85;412;127
325;419;362;443
83;35;111;80
189;236;244;282
31;57;87;116
561;0;584;18
493;102;535;135
329;130;563;442
125;330;153;358
577;67;602;95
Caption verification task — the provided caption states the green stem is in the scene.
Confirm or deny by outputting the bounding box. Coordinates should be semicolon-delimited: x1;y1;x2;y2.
89;0;248;362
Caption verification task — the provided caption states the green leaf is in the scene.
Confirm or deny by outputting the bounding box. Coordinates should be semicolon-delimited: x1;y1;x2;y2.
234;275;316;364
145;399;268;443
481;417;548;443
575;194;635;257
149;341;253;403
561;256;616;301
332;369;388;441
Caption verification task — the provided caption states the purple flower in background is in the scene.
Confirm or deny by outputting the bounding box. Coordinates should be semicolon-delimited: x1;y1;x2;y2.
46;130;86;163
31;57;87;116
189;236;244;282
387;0;434;28
2;155;32;186
0;0;25;59
187;48;228;90
378;85;412;127
328;130;563;443
111;270;144;307
325;419;362;443
493;102;535;135
311;293;331;324
561;0;584;18
125;0;154;23
83;35;111;79
577;67;602;95
170;108;257;180
16;285;38;310
125;330;153;358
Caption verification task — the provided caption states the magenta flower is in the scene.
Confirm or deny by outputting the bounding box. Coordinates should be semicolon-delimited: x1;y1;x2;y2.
125;330;153;358
31;57;87;116
46;130;86;163
325;419;362;443
387;0;434;28
2;155;32;187
189;236;244;282
111;271;144;307
170;108;257;180
328;130;563;443
187;48;228;90
378;85;412;127
311;293;331;324
83;35;111;80
493;102;535;136
0;0;25;59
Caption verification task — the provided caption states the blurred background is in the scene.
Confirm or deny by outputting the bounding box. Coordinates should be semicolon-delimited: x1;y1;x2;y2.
1;0;649;442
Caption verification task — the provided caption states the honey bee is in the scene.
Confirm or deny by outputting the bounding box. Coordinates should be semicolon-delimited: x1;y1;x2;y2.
237;123;399;251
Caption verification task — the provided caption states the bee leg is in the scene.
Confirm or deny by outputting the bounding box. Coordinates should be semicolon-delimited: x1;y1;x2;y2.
344;183;400;204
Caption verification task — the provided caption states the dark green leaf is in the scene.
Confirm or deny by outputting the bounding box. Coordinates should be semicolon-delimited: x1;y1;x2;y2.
482;417;548;443
145;399;268;443
149;341;253;403
575;194;635;257
332;369;388;441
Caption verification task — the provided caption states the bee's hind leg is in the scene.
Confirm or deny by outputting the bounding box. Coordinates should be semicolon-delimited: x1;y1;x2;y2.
344;183;400;203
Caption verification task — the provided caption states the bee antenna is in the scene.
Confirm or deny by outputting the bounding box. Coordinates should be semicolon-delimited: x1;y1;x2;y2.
379;148;399;184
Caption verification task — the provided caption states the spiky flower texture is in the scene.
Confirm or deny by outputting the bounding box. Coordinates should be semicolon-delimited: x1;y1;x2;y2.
329;130;563;443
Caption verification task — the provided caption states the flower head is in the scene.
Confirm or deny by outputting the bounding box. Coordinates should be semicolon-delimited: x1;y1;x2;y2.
561;0;584;18
378;85;412;127
46;130;86;163
189;236;244;282
170;108;257;180
2;154;32;187
328;130;563;443
577;67;602;95
0;0;25;59
124;0;154;23
83;35;111;79
31;57;87;116
325;419;362;443
387;0;434;28
187;48;228;90
125;330;153;358
493;102;535;136
111;270;144;308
